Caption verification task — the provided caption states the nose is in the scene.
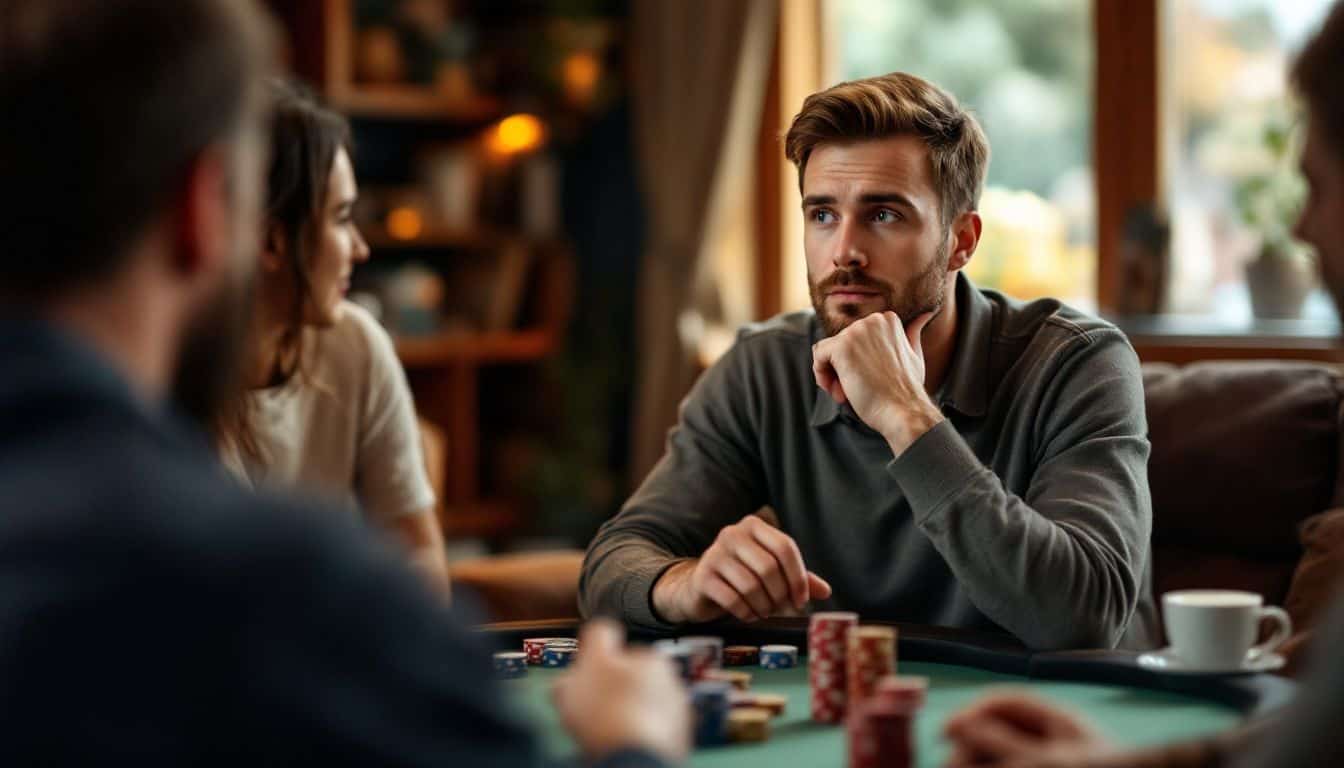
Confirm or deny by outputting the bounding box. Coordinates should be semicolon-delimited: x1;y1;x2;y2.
832;219;868;270
352;225;371;263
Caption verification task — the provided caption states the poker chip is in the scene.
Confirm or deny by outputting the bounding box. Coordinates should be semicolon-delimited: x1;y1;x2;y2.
492;651;528;679
846;625;897;716
654;640;696;683
759;644;798;669
872;675;928;709
702;669;752;691
680;636;724;679
847;699;916;768
809;611;859;723
690;680;732;747
540;642;578;668
523;637;575;666
726;707;772;743
723;645;760;667
730;691;787;716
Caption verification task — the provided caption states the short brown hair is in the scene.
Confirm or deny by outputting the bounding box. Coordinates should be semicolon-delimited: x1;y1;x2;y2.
1294;1;1344;156
785;72;990;228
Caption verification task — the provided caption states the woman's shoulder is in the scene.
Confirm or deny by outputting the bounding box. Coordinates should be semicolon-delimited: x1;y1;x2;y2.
314;301;398;365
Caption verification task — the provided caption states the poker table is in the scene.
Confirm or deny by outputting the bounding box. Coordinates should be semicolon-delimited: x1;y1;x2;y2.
480;619;1295;768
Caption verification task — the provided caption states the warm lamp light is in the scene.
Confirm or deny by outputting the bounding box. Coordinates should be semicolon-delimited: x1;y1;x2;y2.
563;51;601;105
487;113;546;155
386;206;424;240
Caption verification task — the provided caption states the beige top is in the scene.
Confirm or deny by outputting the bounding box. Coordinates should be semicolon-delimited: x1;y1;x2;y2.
223;301;435;525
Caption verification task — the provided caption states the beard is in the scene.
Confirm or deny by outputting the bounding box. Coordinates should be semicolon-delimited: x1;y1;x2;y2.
809;240;951;338
169;262;257;435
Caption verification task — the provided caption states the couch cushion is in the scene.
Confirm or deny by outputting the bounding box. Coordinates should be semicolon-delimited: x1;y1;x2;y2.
1144;361;1344;556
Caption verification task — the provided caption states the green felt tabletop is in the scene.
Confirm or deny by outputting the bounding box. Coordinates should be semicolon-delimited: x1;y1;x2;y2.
502;660;1242;768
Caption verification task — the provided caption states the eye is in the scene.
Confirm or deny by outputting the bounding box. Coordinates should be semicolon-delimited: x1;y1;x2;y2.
873;208;901;223
811;209;837;224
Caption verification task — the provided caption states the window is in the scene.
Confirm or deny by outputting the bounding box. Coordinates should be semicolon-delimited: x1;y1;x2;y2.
1162;0;1335;323
824;0;1097;311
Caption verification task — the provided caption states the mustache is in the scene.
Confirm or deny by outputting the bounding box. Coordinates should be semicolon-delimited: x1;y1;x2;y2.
817;269;893;295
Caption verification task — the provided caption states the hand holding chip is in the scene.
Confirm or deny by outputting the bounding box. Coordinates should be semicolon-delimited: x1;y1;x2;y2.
652;515;832;624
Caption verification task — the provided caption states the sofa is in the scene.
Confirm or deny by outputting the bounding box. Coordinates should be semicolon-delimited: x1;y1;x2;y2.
450;360;1344;641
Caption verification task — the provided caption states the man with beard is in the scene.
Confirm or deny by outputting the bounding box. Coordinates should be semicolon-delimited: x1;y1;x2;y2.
580;72;1156;651
0;1;688;765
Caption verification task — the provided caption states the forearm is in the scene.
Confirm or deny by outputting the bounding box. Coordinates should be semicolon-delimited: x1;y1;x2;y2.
385;509;451;594
579;530;688;629
890;422;1148;650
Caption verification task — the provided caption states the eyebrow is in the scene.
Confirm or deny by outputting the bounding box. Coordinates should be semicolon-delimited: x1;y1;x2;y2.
801;192;918;209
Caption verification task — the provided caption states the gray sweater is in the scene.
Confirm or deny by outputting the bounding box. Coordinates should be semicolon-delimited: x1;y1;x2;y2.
581;275;1158;650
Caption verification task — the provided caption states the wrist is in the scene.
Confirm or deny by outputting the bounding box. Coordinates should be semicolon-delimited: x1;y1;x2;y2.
650;559;696;624
882;397;944;458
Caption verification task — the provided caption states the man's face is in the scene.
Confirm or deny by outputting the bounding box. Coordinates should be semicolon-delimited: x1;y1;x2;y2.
803;135;952;338
170;116;267;428
1295;115;1344;317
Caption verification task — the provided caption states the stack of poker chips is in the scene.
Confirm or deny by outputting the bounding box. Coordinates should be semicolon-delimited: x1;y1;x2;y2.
523;637;574;666
723;645;760;667
809;611;859;723
653;639;696;683
726;707;771;743
846;698;917;768
540;639;579;668
492;651;528;679
680;636;724;679
759;644;798;669
845;625;897;714
729;691;787;716
702;669;752;691
690;680;732;747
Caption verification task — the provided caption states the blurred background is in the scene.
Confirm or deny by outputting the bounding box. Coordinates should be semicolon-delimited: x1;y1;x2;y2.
262;0;1338;559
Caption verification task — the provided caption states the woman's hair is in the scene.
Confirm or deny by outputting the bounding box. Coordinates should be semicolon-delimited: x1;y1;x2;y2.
214;78;353;460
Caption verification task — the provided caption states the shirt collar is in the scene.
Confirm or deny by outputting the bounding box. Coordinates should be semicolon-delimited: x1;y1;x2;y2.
809;273;993;429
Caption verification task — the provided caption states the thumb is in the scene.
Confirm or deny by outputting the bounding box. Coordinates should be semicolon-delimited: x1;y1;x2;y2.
905;311;936;355
806;571;833;600
578;617;625;657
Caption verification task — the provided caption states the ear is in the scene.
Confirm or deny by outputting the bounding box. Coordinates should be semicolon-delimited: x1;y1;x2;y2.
260;221;287;273
173;146;230;280
946;210;982;273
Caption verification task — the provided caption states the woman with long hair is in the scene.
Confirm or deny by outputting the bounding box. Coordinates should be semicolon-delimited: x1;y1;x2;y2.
220;81;449;590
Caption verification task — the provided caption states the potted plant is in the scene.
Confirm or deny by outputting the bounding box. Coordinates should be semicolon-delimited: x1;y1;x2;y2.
1235;113;1314;320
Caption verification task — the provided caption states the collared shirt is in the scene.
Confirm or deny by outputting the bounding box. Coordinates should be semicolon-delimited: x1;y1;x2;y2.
580;274;1158;650
0;316;664;768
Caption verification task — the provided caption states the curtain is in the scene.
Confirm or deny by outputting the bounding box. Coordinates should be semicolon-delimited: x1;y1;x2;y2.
628;0;777;484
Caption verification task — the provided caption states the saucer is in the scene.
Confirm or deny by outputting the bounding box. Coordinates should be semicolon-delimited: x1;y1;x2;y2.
1136;647;1285;675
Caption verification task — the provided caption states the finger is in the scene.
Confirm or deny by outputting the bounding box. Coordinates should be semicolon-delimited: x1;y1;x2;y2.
702;573;758;623
578;618;625;659
951;691;1068;738
812;342;838;393
734;537;793;612
746;519;810;609
905;311;936;356
806;571;833;600
945;717;1036;760
715;558;774;619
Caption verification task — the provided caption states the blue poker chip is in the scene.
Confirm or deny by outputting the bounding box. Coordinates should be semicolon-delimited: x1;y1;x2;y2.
541;645;577;668
759;644;798;669
689;681;731;747
493;651;528;678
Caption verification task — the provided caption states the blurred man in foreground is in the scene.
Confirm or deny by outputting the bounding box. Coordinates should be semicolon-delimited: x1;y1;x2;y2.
942;3;1344;766
0;1;686;765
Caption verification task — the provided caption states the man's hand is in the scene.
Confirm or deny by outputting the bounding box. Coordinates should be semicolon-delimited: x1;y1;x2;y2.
811;311;943;458
651;515;832;624
943;691;1118;768
553;620;691;763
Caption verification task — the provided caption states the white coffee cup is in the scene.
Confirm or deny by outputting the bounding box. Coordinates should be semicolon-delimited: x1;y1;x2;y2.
1162;590;1292;671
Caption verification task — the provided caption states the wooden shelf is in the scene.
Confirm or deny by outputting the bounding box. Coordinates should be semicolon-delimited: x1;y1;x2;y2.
395;328;558;368
329;86;502;123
